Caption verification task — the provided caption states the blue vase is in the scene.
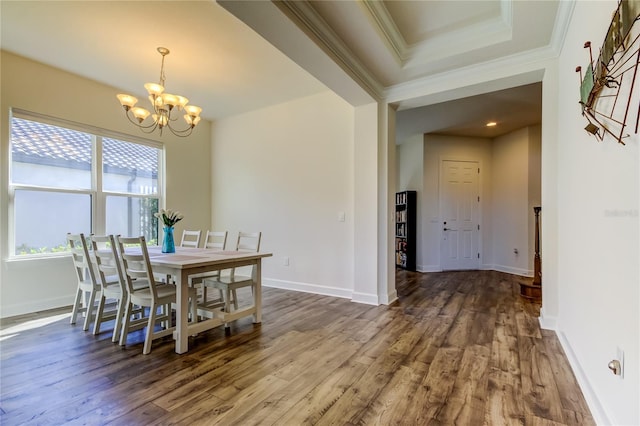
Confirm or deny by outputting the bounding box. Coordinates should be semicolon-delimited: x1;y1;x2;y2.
162;226;175;253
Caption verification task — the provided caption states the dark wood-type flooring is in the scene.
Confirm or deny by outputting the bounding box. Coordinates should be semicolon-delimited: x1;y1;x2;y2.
0;270;594;425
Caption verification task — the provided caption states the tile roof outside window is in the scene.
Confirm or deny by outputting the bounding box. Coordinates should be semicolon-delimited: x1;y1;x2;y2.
11;118;158;176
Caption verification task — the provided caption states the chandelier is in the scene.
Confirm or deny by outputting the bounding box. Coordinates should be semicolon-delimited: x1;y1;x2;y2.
116;47;202;137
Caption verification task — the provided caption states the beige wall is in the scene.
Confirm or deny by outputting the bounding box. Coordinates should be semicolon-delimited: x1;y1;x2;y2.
211;91;358;299
491;126;540;275
0;51;211;317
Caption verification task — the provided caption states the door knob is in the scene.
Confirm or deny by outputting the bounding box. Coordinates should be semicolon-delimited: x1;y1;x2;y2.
443;228;450;231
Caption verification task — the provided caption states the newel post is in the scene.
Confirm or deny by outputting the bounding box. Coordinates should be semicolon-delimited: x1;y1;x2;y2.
519;206;542;300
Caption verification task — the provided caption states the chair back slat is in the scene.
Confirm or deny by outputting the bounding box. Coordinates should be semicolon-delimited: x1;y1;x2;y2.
66;233;98;288
236;231;261;252
230;231;261;279
180;230;201;248
91;234;125;293
204;230;227;250
116;235;159;300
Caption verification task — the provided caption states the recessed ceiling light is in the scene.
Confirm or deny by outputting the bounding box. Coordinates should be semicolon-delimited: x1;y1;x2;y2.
486;121;497;127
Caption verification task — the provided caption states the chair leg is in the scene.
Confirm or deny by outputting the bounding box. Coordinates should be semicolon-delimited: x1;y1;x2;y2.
231;289;239;310
119;301;133;346
82;290;97;331
190;295;197;324
111;298;126;343
70;288;83;325
143;304;157;355
93;295;106;336
224;287;231;329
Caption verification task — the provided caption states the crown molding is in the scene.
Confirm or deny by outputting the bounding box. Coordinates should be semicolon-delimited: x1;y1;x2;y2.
360;0;515;70
549;0;576;56
386;44;556;109
276;0;384;99
359;0;407;65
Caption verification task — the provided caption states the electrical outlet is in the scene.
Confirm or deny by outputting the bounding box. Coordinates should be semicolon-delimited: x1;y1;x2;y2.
283;256;289;266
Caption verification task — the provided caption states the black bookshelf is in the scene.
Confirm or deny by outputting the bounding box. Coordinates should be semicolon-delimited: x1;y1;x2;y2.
395;190;416;271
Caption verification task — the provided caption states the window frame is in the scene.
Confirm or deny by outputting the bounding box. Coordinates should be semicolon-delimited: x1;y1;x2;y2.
8;108;165;258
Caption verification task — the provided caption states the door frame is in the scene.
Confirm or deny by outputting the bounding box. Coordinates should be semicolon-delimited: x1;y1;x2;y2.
438;156;484;270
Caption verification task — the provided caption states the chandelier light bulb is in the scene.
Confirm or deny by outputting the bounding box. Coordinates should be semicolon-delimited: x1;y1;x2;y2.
131;107;150;123
116;94;138;110
144;83;164;97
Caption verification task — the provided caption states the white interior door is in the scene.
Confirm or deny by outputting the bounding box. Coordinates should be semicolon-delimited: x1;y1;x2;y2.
439;160;480;270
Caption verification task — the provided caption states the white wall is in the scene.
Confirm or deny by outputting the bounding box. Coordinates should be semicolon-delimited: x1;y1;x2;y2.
0;51;212;317
554;1;639;424
210;91;357;299
491;127;533;276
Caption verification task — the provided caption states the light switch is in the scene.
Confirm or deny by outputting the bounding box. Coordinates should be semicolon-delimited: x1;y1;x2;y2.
338;212;345;222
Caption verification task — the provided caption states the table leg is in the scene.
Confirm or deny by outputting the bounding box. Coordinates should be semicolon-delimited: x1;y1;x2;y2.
253;259;262;324
175;270;189;354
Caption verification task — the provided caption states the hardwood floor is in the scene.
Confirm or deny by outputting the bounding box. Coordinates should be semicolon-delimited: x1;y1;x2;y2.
0;270;594;425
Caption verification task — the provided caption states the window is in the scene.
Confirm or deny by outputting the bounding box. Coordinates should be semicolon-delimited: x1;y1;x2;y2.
9;112;163;256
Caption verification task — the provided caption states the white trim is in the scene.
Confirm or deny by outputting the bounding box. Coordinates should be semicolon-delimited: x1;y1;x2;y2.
557;331;611;426
263;278;352;300
351;291;379;305
360;1;404;64
276;0;383;99
418;264;442;273
384;289;398;305
488;264;533;277
538;307;557;330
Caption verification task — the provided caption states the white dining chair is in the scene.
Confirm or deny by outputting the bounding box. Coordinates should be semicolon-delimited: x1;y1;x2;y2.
91;234;147;342
192;230;228;306
116;235;197;354
68;233;100;331
200;231;261;328
164;229;203;284
180;230;201;248
203;230;227;250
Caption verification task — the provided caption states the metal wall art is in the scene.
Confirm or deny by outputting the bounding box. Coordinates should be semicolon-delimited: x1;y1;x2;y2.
576;0;640;145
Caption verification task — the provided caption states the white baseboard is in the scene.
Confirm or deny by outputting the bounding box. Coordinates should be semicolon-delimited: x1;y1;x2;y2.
385;289;398;305
417;264;442;272
1;294;73;319
486;264;533;277
538;307;557;330
556;331;611;426
262;278;352;300
351;291;379;305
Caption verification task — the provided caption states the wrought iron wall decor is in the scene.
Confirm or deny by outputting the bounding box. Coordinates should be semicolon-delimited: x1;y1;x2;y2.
576;0;640;145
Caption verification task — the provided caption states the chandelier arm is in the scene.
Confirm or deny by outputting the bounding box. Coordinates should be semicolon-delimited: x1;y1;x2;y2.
166;123;195;137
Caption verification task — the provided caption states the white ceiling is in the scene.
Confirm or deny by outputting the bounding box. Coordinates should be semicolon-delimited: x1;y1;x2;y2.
1;0;565;139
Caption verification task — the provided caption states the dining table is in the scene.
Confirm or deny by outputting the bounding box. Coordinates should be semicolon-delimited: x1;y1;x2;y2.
144;246;272;354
